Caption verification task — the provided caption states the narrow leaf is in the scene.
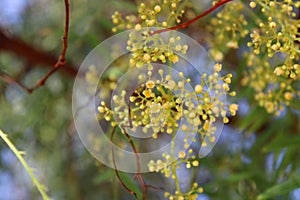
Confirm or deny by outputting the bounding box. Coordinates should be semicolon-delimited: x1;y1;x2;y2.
257;176;300;200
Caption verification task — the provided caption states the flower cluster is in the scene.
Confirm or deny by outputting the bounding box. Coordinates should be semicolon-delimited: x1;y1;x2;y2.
241;53;296;114
112;1;192;70
207;1;248;61
127;31;188;68
248;0;300;70
244;0;300;114
111;0;188;33
97;62;237;198
98;63;237;139
148;151;203;200
164;182;203;200
97;1;239;199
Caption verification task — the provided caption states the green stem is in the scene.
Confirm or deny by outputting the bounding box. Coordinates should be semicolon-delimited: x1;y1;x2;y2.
171;132;181;194
0;129;50;200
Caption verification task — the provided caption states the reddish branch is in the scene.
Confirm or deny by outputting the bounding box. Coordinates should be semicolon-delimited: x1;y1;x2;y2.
109;104;147;199
110;127;138;199
151;0;233;35
0;71;30;91
121;127;147;200
0;30;76;76
0;0;72;93
27;0;70;93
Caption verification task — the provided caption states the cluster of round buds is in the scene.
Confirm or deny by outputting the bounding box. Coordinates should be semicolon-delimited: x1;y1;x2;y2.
274;63;300;80
112;0;187;33
97;69;184;137
207;1;248;61
185;63;237;146
111;11;139;33
243;0;300;114
247;0;300;77
148;149;199;176
164;182;203;200
98;64;237;140
148;153;172;177
127;30;188;68
137;1;186;26
241;53;296;115
148;149;203;199
140;64;236;198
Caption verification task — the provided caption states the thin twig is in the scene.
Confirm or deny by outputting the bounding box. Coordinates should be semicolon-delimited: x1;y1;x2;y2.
110;126;138;199
0;29;77;76
121;104;148;199
145;184;165;191
0;0;70;93
151;0;233;35
0;70;30;91
121;126;147;200
27;0;70;93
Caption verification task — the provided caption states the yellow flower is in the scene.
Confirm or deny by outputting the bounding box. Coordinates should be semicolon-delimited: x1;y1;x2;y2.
150;102;161;113
178;151;186;158
214;63;222;72
192;160;199;167
195;84;203;93
249;1;256;8
229;103;239;115
274;67;284;76
169;55;179;63
98;106;105;113
269;21;276;28
143;54;151;61
143;89;152;98
229;103;239;111
284;92;293;101
154;5;161;12
203;121;210;131
146;80;155;89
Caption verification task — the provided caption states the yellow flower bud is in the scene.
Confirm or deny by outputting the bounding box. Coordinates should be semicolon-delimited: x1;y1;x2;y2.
214;63;222;72
154;5;161;13
249;2;256;8
195;85;203;93
284;92;293;101
178;151;186;158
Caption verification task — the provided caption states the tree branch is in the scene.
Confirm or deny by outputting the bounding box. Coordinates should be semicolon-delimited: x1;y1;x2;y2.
151;0;233;35
0;30;77;77
0;0;73;93
110;127;138;199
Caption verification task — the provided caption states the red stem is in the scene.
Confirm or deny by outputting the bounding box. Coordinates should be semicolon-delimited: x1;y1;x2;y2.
110;127;138;199
0;0;70;93
121;127;147;200
27;0;70;93
151;0;233;35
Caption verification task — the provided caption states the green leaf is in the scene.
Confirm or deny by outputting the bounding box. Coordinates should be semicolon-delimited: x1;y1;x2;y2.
257;176;300;200
119;172;143;200
263;133;300;153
